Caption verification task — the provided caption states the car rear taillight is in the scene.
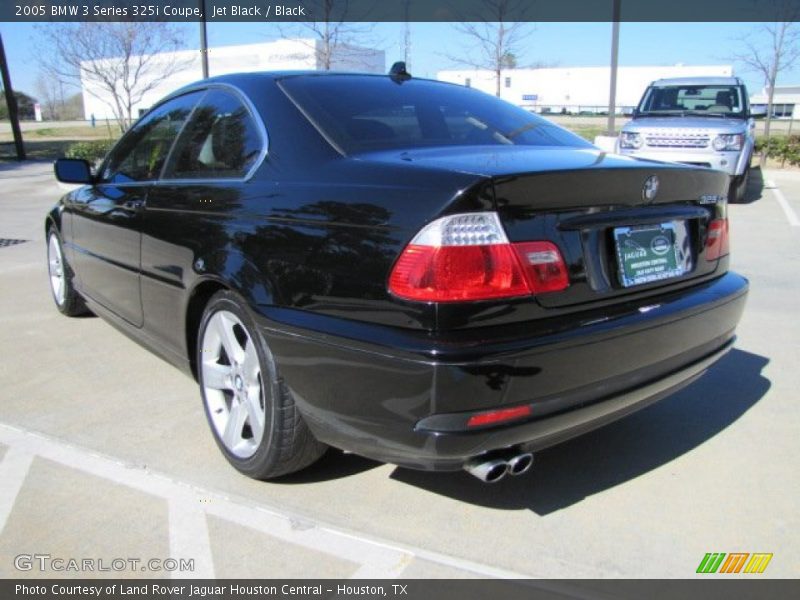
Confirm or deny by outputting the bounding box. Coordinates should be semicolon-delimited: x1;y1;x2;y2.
388;212;569;302
513;241;570;293
705;218;729;261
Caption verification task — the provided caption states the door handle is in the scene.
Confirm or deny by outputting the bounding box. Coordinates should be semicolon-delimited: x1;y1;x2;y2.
122;199;144;211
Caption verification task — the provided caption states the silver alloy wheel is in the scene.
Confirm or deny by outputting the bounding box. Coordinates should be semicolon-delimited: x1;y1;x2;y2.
48;234;66;306
201;310;266;458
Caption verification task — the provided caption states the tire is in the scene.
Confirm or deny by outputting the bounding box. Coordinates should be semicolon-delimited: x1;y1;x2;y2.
197;290;327;479
728;165;750;204
47;228;88;317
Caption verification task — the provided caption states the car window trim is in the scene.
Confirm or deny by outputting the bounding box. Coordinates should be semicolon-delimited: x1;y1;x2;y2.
275;79;347;157
156;83;269;184
157;89;211;182
96;90;205;186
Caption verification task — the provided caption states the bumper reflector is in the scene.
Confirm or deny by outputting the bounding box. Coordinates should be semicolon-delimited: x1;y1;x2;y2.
466;405;532;428
705;218;729;261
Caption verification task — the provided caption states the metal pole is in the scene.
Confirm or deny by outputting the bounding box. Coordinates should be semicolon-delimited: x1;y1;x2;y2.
200;0;209;78
403;0;411;68
781;116;792;168
606;0;621;136
0;33;25;160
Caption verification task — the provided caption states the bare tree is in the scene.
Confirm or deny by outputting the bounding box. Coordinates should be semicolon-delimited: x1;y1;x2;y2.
729;4;800;163
278;0;376;71
34;70;68;120
34;74;57;120
62;92;86;121
36;22;189;131
446;0;534;97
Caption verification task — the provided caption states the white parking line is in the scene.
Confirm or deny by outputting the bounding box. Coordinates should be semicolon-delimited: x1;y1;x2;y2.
202;498;410;578
0;423;542;580
0;447;34;536
168;496;216;579
0;424;407;577
764;180;800;227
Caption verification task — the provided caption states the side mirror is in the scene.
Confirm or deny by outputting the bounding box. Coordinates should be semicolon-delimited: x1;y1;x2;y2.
749;105;767;118
622;107;634;116
54;158;94;184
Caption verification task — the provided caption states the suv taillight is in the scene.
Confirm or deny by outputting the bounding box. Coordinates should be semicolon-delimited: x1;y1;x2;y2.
388;212;569;302
705;218;729;261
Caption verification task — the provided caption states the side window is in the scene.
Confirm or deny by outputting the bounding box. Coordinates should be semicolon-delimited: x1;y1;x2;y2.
102;92;201;184
164;90;263;180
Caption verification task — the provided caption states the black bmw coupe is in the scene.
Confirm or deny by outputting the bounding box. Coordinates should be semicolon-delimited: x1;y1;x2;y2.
47;69;748;483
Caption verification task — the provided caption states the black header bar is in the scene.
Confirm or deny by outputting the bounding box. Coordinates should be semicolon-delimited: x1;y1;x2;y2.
2;0;799;23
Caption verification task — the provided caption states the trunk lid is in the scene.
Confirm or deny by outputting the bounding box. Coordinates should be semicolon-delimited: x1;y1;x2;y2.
359;145;641;178
491;157;730;309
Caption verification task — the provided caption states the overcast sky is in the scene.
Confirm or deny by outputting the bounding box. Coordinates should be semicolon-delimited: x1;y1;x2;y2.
1;21;798;99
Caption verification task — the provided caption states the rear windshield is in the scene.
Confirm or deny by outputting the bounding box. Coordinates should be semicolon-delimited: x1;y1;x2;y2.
279;75;591;154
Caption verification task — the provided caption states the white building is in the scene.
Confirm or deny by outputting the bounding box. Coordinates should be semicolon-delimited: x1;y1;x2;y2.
437;64;734;113
81;39;385;120
750;85;800;118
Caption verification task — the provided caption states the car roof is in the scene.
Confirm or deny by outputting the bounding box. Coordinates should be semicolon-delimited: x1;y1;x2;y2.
650;76;742;87
157;71;451;108
174;70;442;91
156;70;461;113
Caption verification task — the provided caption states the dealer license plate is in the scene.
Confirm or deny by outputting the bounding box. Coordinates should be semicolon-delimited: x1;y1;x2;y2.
614;223;684;287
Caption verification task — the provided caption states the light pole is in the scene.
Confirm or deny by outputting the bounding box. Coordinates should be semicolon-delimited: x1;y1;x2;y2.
403;0;411;69
200;0;209;78
0;33;25;160
606;0;621;136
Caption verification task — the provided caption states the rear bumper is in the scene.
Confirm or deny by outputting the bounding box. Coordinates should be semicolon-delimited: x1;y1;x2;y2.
256;272;748;471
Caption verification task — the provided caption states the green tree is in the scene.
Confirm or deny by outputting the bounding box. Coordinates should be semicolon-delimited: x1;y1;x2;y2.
501;52;518;69
0;90;37;120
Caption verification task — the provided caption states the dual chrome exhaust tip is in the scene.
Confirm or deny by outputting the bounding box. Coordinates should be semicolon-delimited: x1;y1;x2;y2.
464;450;534;483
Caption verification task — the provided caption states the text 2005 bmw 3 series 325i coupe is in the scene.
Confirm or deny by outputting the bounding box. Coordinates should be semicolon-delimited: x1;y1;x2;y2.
47;68;748;483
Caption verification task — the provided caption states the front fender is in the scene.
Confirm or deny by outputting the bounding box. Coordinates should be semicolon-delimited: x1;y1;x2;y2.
44;202;73;265
44;205;62;236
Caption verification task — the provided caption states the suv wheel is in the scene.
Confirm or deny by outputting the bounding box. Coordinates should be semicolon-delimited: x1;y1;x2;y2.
729;165;750;204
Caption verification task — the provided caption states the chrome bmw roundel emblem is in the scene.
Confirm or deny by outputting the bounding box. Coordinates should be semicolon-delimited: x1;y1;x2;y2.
642;175;660;202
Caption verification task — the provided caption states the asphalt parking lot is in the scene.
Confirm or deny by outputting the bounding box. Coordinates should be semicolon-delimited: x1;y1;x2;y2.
0;160;798;581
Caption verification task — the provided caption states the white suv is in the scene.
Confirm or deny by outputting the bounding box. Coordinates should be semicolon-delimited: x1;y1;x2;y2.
617;77;762;203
